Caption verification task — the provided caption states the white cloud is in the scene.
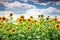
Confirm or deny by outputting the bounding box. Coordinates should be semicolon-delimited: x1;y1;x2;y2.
3;1;21;8
3;1;36;11
56;1;60;5
0;7;60;20
38;2;53;6
22;9;41;19
0;11;12;16
0;1;60;19
23;0;28;3
19;7;60;19
32;0;55;6
41;7;56;14
33;0;52;6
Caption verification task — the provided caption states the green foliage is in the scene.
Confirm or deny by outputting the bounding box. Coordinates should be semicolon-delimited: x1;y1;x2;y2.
0;15;60;40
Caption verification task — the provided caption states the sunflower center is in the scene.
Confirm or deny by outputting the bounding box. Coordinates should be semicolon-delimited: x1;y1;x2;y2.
28;27;30;29
2;18;5;20
20;19;22;21
21;17;23;18
28;19;30;21
0;17;1;20
35;20;37;22
41;15;43;17
46;18;49;20
10;14;13;16
12;30;15;32
56;25;59;28
38;15;40;17
30;16;33;18
55;19;57;21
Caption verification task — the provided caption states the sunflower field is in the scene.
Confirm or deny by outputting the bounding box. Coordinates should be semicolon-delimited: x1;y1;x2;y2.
0;13;60;40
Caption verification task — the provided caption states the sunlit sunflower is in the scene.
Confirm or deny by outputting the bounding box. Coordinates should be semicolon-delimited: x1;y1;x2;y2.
20;15;24;19
30;16;33;19
34;20;37;24
55;24;60;29
1;16;7;21
0;17;1;20
10;28;16;33
26;26;31;30
10;13;13;16
18;18;23;23
53;18;58;22
27;18;31;22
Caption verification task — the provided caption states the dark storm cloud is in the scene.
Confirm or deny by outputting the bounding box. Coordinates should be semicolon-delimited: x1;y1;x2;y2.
33;0;60;3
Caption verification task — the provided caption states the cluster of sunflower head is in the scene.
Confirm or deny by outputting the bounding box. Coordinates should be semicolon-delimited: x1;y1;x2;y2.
0;13;60;32
16;15;37;24
0;13;60;40
16;14;60;30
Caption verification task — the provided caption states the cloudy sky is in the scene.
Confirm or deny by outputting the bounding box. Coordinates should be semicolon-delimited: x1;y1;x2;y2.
0;0;60;19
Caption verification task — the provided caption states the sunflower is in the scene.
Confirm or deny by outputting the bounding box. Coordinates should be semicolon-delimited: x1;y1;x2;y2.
20;15;24;19
30;16;33;19
18;18;23;23
34;20;37;24
0;17;1;20
10;13;13;16
26;26;31;30
46;17;49;20
53;18;58;22
55;24;60;29
38;15;40;17
27;18;31;22
10;28;16;33
46;16;50;20
41;15;44;17
1;16;7;21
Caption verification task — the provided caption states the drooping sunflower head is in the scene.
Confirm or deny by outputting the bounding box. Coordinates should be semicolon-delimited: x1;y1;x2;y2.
10;28;16;33
26;26;31;30
27;18;31;22
41;15;44;17
55;24;60;30
20;15;24;19
53;18;58;22
30;16;33;19
9;13;13;16
1;16;7;21
46;16;50;20
38;15;40;17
